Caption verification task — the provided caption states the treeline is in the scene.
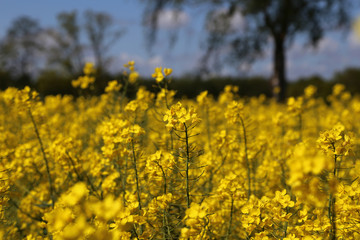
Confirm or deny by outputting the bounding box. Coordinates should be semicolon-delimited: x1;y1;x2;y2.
1;66;360;99
1;11;360;100
0;11;123;92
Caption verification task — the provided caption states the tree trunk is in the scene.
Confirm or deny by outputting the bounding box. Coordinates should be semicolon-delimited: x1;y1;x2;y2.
272;35;287;102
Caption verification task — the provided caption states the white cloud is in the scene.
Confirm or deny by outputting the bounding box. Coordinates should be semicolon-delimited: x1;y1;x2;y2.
147;55;163;66
316;37;339;53
206;8;245;33
287;36;339;60
229;11;245;31
112;53;164;76
348;32;360;48
84;56;96;64
157;9;189;30
237;62;251;72
249;61;271;77
37;29;58;49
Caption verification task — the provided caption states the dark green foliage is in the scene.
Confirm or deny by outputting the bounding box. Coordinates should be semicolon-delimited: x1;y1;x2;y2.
287;75;333;98
139;69;359;100
35;70;74;97
168;76;272;99
333;68;360;95
2;67;360;100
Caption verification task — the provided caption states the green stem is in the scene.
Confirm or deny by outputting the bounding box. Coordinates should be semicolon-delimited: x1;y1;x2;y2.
331;197;336;240
164;80;170;109
122;155;128;205
164;208;173;240
66;153;101;199
240;117;251;199
162;210;166;240
156;162;167;195
328;192;336;240
329;151;337;240
184;123;191;208
131;140;142;211
120;78;129;108
131;139;143;235
29;109;55;208
225;196;234;240
298;114;302;142
205;106;211;151
284;207;289;237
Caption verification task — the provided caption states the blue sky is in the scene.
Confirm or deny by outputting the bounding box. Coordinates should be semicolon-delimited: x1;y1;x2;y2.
1;0;360;81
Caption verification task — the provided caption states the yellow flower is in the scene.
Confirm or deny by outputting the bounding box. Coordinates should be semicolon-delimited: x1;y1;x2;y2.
304;85;317;98
284;234;299;240
72;75;95;89
105;80;122;93
164;68;173;76
152;67;164;83
128;60;135;65
287;96;303;115
225;100;244;123
332;83;345;96
83;62;95;75
317;123;353;156
128;71;139;84
196;90;209;106
274;190;295;208
60;182;88;206
163;102;201;131
354;16;360;41
123;60;135;68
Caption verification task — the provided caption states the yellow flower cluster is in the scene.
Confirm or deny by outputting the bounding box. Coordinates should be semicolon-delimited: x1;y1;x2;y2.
123;61;140;84
105;80;122;93
2;62;360;239
317;122;353;156
44;182;142;239
225;100;244;124
72;62;96;89
355;16;360;41
152;67;172;83
163;102;201;131
181;202;209;239
241;190;295;238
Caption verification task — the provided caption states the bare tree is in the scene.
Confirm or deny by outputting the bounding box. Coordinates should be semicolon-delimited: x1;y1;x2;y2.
84;10;125;74
0;16;42;83
45;11;84;76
